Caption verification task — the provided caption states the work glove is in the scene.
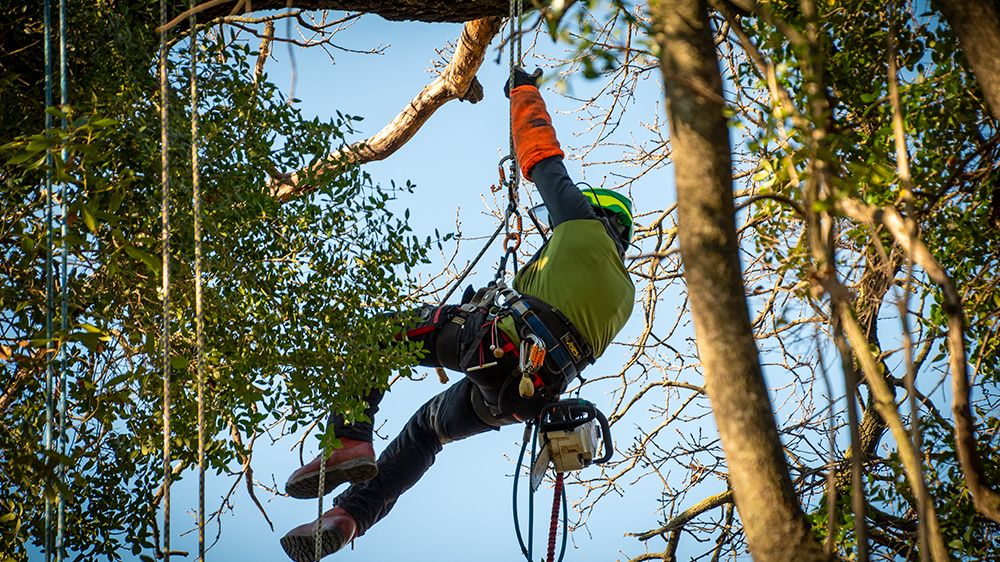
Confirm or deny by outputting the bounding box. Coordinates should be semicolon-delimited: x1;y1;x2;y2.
509;70;563;180
503;67;543;98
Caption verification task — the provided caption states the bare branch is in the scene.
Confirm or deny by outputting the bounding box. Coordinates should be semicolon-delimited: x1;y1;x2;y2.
268;16;503;202
631;489;733;541
838;198;1000;525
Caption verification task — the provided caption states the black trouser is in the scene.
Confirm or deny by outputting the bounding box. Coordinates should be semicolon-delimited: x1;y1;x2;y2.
333;156;596;535
333;304;551;535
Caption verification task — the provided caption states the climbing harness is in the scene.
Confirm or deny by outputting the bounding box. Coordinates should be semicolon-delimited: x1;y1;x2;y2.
513;399;614;562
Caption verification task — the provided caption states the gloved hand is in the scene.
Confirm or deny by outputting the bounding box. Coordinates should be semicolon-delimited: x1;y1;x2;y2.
503;67;543;98
508;68;563;180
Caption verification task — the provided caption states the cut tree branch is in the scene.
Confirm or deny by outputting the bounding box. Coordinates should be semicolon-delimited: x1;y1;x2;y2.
268;16;503;202
164;0;514;28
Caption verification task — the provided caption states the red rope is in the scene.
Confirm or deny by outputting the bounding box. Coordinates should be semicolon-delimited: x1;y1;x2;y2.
547;473;563;562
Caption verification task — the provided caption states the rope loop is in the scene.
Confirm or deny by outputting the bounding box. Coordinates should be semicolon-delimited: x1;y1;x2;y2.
504;216;523;253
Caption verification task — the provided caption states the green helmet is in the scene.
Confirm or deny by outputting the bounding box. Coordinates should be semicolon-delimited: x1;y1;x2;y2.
582;187;634;243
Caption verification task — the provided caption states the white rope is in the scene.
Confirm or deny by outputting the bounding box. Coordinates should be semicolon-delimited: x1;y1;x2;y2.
189;4;207;560
159;0;173;557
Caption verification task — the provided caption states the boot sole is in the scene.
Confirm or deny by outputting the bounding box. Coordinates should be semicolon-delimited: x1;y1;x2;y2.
285;457;378;500
280;525;347;562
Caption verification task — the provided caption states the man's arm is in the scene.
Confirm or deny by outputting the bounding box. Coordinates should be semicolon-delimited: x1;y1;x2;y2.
508;71;596;227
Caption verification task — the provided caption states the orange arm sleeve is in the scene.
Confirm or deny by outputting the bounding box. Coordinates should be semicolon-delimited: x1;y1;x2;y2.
510;84;564;181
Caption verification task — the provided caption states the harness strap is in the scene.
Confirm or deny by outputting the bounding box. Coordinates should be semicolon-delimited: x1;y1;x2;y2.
505;296;593;392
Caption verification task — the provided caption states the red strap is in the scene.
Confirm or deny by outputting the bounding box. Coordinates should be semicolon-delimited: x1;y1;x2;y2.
395;324;436;341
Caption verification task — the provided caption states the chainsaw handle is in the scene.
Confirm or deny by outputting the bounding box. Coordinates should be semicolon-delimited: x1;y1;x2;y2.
594;408;613;465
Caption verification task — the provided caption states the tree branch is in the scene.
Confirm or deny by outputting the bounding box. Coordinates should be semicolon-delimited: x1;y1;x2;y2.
838;198;1000;525
268;16;503;202
651;0;829;559
932;0;1000;121
631;490;733;541
165;0;514;27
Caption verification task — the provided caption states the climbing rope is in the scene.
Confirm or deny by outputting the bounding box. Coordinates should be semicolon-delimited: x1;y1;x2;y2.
512;424;570;562
42;0;55;558
511;422;538;561
189;5;207;561
546;473;563;562
438;0;526;304
159;0;173;557
56;0;70;557
313;452;325;562
41;0;71;559
502;0;525;281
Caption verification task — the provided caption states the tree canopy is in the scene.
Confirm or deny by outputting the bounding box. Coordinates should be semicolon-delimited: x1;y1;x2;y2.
1;0;998;561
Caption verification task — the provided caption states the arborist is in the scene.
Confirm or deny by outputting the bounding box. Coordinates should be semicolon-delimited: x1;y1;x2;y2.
279;68;636;561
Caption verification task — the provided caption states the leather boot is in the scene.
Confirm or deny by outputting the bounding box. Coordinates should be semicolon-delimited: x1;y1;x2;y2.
284;438;376;499
280;506;357;561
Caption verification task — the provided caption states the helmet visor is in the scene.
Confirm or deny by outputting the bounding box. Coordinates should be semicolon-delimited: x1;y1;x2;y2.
527;203;551;235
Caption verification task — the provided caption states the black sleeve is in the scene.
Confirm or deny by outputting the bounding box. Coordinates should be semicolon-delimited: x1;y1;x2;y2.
529;156;596;227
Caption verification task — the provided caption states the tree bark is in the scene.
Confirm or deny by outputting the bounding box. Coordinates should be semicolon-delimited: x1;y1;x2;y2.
169;0;511;25
933;0;1000;122
650;1;829;560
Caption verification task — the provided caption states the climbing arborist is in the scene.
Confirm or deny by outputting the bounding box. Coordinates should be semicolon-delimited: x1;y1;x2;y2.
279;68;636;561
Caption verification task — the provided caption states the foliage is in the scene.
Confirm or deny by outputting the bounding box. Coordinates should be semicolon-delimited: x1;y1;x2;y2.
0;4;427;560
542;0;999;560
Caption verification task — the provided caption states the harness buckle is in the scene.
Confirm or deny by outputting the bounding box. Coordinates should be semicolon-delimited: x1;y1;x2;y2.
517;334;546;398
518;334;546;374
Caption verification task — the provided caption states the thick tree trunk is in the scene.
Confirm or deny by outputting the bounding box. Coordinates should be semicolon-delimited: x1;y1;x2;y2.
933;0;1000;122
169;0;511;25
650;1;829;560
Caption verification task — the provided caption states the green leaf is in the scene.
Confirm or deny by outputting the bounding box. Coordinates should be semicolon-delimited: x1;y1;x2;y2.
82;205;98;234
170;356;190;370
90;117;118;129
124;247;161;275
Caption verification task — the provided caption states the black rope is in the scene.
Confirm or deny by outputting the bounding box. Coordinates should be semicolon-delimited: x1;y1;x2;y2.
512;422;534;560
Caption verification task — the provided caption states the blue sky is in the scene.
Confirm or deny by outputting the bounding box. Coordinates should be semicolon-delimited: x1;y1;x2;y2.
248;16;686;562
26;7;966;562
27;12;707;562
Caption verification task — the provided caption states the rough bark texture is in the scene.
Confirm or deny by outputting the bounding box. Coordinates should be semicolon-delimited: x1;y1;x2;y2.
651;1;829;560
268;16;503;201
933;0;1000;121
177;0;511;24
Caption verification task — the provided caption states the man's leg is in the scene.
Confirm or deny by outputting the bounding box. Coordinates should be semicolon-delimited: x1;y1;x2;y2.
285;304;459;499
284;387;383;500
334;377;504;535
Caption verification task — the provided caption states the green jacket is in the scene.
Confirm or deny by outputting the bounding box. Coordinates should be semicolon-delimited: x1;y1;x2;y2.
501;219;634;358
